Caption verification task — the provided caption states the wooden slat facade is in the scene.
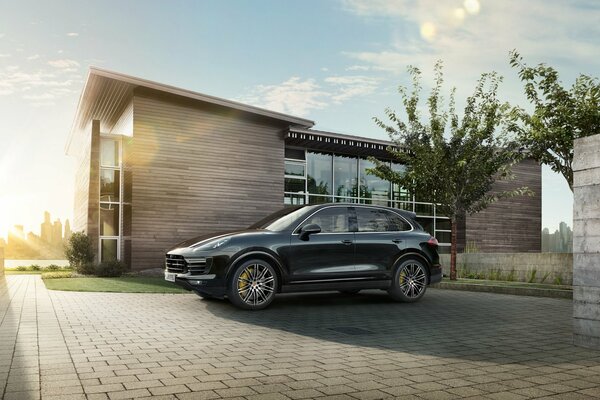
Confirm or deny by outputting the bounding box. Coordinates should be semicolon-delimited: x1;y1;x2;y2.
129;88;292;269
463;158;542;252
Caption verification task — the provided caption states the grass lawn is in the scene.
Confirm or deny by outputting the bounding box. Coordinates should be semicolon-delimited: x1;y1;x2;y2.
42;276;189;293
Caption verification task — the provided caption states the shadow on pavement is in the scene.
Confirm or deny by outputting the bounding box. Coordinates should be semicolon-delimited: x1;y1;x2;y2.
202;288;593;363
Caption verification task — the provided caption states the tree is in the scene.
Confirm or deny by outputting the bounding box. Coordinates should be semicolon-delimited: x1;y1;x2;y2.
368;61;530;280
64;232;95;273
509;50;600;191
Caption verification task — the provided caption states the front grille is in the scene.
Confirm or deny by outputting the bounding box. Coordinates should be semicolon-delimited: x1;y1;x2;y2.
165;254;186;273
165;255;210;275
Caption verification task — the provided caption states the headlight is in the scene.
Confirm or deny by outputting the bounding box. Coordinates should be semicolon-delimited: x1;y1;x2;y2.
192;237;231;251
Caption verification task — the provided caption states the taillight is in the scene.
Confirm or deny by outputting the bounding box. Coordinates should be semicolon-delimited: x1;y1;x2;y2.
427;236;438;247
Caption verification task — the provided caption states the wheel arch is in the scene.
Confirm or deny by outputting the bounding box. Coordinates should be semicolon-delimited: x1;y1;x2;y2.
392;250;433;281
226;250;284;292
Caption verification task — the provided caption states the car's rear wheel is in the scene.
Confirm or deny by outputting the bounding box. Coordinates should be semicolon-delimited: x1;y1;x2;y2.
388;258;428;302
227;259;277;310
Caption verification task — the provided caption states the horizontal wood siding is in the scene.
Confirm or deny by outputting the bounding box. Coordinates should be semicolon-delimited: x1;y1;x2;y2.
465;158;542;253
130;89;289;270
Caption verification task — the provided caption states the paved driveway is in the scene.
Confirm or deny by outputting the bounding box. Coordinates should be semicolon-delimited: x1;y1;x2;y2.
1;275;599;400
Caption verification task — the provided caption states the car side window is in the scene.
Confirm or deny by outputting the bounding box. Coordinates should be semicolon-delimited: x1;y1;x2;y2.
300;207;350;233
356;208;412;232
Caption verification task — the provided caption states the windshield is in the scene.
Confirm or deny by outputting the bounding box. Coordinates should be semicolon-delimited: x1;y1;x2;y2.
248;206;308;231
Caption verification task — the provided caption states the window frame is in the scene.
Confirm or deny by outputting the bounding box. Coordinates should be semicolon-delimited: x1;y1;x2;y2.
353;206;414;233
292;206;353;235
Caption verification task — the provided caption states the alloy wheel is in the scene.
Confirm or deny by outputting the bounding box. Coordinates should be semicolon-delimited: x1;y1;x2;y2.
237;263;275;306
398;262;426;299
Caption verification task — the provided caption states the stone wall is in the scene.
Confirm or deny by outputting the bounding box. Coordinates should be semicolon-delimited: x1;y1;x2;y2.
439;253;572;284
573;134;600;349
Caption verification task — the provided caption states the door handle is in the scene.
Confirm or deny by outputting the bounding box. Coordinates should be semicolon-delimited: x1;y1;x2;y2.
341;239;353;245
392;239;403;244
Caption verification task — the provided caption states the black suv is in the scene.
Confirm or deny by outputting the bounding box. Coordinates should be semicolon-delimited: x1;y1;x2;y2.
165;204;442;310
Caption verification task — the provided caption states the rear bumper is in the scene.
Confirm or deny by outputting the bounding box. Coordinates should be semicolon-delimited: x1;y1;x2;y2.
429;264;442;284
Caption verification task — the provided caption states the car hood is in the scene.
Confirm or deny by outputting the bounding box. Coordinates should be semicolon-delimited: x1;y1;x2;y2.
168;229;266;251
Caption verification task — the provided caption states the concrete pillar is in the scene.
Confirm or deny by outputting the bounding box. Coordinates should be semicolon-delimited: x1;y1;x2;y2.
573;134;600;349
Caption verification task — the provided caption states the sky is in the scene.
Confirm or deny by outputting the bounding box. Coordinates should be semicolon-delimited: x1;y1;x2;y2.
0;0;595;240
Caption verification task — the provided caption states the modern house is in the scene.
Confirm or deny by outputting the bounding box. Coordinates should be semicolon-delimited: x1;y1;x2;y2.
66;68;541;270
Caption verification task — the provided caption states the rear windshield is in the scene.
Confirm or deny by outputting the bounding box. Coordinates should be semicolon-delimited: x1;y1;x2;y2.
248;206;308;231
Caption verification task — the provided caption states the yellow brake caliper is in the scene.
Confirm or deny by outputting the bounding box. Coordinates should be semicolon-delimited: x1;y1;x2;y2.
239;268;251;297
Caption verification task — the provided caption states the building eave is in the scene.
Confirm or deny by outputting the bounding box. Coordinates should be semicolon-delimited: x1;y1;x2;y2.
65;67;315;154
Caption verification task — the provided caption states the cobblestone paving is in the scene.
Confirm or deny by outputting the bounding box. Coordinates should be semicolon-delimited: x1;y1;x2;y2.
1;275;600;399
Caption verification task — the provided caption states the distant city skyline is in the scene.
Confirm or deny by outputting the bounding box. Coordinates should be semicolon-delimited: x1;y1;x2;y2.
0;210;71;259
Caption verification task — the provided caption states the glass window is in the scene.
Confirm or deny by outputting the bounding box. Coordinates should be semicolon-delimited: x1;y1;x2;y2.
100;204;120;236
100;139;119;167
285;161;305;177
308;195;331;205
101;239;118;262
356;207;411;232
100;169;120;202
415;203;434;216
307;152;332;196
285;147;305;160
334;155;358;198
285;178;305;193
391;163;410;202
301;207;349;233
416;217;434;235
285;193;306;205
435;231;451;244
436;218;451;231
359;159;389;205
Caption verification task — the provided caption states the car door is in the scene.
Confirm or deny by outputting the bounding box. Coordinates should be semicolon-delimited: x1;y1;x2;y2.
287;206;355;280
353;207;411;276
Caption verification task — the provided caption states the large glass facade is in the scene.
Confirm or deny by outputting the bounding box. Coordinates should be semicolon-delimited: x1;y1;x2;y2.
283;148;452;248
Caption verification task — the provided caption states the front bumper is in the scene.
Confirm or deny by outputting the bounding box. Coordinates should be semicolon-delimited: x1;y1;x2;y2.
429;264;442;284
167;271;226;297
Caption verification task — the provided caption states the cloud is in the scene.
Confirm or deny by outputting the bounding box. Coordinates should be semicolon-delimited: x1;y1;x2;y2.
0;64;83;105
346;65;371;71
27;54;40;60
239;77;329;117
324;75;381;103
238;74;382;116
66;32;79;37
0;53;11;58
48;59;80;69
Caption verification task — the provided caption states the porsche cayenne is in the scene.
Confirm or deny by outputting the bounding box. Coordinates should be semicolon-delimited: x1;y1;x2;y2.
165;204;442;310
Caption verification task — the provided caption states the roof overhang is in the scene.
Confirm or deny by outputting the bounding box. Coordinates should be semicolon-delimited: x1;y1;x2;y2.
286;128;403;159
66;67;315;154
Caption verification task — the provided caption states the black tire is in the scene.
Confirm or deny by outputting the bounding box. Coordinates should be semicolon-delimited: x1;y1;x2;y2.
227;259;278;310
388;258;428;302
339;289;361;295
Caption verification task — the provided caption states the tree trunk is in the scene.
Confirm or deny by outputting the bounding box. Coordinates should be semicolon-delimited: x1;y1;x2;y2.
450;219;457;280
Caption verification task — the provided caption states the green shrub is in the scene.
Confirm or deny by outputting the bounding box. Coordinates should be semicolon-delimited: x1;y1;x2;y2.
506;268;516;282
527;269;538;283
65;232;95;273
488;268;504;281
29;265;41;271
554;274;563;285
42;271;73;279
45;264;61;271
78;263;96;275
16;266;27;271
94;261;129;277
540;271;552;284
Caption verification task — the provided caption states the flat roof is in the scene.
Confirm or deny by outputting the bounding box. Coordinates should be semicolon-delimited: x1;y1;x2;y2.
66;67;315;153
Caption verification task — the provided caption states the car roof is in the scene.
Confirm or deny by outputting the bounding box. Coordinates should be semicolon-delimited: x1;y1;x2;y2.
308;203;418;221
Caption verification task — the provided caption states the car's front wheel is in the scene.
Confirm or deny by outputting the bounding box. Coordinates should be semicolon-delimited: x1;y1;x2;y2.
388;258;428;302
227;259;277;310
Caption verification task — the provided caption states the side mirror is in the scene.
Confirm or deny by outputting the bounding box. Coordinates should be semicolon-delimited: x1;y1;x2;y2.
299;223;321;240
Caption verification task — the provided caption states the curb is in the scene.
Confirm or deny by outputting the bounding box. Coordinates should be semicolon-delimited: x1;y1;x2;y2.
430;282;573;299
